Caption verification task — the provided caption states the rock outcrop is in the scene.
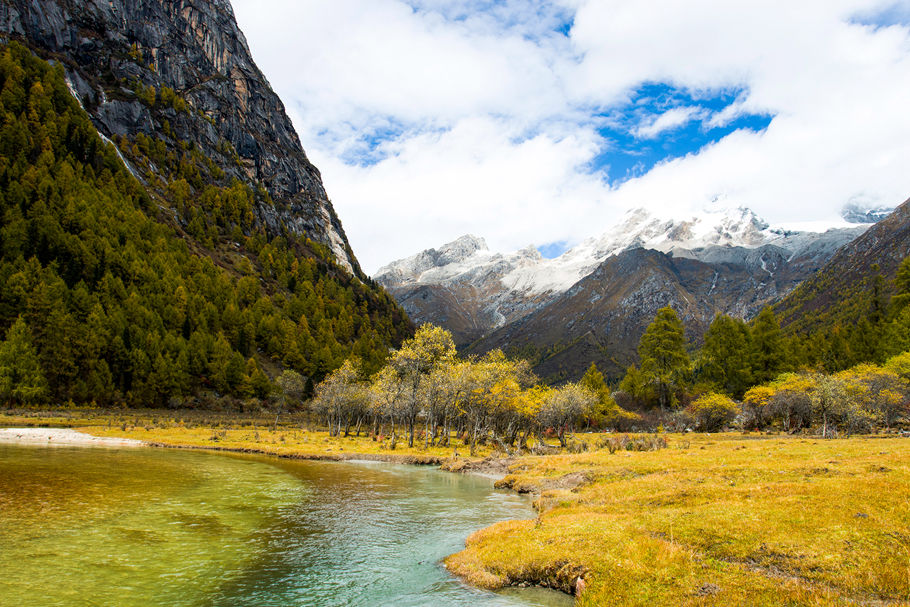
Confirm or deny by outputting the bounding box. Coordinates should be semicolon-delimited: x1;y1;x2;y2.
0;0;359;273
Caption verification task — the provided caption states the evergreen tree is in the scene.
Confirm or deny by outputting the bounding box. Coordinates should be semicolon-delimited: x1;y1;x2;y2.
751;307;787;383
882;257;910;357
699;314;753;399
845;264;887;364
580;363;609;399
822;326;851;372
0;317;47;405
890;257;910;317
617;364;655;409
579;362;625;425
638;307;690;409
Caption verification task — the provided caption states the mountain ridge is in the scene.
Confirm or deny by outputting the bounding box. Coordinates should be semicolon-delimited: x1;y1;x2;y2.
774;196;910;335
378;206;870;349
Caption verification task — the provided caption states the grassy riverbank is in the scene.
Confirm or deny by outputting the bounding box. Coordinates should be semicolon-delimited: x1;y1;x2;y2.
446;433;910;606
0;408;493;462
4;409;908;605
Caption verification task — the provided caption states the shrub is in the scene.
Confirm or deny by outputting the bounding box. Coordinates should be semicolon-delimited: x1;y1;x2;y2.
768;373;815;432
596;434;667;453
741;385;775;430
884;351;910;380
837;363;909;429
565;439;590;454
687;393;739;432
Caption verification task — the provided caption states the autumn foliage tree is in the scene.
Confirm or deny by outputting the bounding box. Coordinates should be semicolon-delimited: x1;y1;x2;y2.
309;325;611;453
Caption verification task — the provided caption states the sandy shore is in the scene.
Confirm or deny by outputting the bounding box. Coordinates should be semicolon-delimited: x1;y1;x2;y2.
0;428;146;447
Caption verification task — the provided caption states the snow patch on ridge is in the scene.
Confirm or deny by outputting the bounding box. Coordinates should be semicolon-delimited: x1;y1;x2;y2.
377;205;874;299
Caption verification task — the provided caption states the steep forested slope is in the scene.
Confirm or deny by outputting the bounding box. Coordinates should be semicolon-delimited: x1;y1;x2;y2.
0;43;410;406
1;0;361;272
774;198;910;333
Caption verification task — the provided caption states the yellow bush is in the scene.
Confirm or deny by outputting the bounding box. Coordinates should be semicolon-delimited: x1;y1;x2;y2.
884;351;910;380
686;392;740;431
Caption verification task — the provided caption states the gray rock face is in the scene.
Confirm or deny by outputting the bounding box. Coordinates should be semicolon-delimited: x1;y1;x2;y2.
841;202;895;225
1;0;358;273
376;235;554;345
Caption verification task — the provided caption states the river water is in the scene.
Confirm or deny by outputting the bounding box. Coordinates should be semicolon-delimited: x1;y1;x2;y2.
0;444;572;607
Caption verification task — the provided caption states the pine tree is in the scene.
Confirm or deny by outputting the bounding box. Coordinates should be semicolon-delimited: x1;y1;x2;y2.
882;257;910;357
580;362;625;425
618;364;654;408
638;307;690;409
890;257;910;317
580;363;609;399
0;42;413;408
0;317;48;405
751;307;787;383
699;314;753;399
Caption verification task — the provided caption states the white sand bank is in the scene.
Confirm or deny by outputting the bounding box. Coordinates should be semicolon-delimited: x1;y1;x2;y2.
0;428;145;447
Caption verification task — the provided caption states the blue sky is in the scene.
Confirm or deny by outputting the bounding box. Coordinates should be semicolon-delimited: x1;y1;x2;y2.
593;83;773;183
233;0;910;273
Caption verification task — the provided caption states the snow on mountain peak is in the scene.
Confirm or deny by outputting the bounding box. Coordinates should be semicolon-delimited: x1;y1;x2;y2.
378;205;868;301
375;234;492;284
841;202;895;224
590;205;771;257
436;235;488;265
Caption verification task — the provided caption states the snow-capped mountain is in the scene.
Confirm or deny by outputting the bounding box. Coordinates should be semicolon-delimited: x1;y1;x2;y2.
841;202;897;224
376;206;872;346
376;236;554;344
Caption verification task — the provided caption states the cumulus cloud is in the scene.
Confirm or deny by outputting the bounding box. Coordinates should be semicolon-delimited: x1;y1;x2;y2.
232;0;910;273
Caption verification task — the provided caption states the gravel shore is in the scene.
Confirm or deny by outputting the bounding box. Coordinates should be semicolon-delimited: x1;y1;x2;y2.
0;428;146;447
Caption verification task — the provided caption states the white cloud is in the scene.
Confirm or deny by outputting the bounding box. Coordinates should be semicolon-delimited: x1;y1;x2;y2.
232;0;910;273
633;106;704;139
318;116;611;267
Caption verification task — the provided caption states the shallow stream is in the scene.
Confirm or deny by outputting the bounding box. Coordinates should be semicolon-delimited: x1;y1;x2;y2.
0;444;572;607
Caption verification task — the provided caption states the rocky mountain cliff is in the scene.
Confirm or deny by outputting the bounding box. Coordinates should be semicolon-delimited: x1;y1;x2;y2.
378;235;555;345
377;207;868;351
0;0;359;273
0;2;412;405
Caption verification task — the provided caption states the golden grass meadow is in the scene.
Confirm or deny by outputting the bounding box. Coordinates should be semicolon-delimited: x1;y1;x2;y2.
3;409;908;606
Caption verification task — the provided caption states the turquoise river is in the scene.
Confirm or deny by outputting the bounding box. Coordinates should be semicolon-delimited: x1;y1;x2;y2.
0;443;573;607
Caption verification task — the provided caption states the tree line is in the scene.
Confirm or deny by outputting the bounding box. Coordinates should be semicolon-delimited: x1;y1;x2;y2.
616;258;910;434
308;325;629;454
